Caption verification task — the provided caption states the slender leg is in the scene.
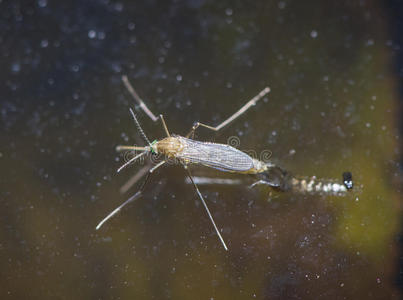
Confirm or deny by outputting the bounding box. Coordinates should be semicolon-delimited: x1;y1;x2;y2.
122;76;172;138
120;164;153;194
116;145;147;152
186;87;270;138
117;151;147;173
96;160;166;230
185;176;242;186
122;75;159;122
185;167;228;251
159;114;170;137
249;180;280;189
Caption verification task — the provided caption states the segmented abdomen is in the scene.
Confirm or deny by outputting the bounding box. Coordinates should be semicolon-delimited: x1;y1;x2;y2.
175;136;254;172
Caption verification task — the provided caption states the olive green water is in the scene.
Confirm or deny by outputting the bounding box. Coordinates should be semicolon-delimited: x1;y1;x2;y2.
1;1;401;299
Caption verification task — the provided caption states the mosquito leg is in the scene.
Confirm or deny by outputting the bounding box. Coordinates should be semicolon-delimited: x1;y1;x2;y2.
159;114;170;137
149;160;166;172
185;167;228;251
122;75;159;122
122;76;173;138
184;176;242;186
185;86;270;138
249;180;280;189
116;145;147;152
96;160;166;230
117;151;147;173
120;163;153;194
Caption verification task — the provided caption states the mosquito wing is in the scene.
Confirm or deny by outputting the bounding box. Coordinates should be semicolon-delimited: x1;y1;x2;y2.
176;136;254;172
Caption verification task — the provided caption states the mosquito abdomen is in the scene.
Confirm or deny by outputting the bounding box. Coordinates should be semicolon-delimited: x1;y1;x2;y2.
174;136;255;172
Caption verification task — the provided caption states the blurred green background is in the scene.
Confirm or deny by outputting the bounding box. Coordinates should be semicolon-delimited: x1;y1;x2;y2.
1;0;402;299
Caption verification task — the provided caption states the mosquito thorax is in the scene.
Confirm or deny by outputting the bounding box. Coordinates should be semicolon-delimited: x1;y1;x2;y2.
156;136;184;158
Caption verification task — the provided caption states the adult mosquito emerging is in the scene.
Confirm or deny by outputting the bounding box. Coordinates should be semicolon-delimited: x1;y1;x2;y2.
96;76;353;250
96;76;271;250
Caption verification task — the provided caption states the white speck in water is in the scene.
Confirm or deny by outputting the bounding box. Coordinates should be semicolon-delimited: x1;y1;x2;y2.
225;8;233;16
121;132;129;142
88;30;96;39
97;31;106;40
278;1;286;9
272;130;277;136
340;283;344;287
128;22;135;30
11;62;21;73
38;0;47;8
366;39;374;46
176;74;182;82
114;2;123;12
366;123;371;128
310;30;318;38
71;64;80;72
289;149;296;155
323;75;329;81
40;39;49;48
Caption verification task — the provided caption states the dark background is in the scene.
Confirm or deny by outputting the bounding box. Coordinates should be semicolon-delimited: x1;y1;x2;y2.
1;0;402;299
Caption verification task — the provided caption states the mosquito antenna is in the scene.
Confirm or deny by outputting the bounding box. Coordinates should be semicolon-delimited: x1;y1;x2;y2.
129;108;151;146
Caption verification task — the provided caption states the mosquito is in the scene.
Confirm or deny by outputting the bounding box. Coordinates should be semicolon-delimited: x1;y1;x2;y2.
96;77;274;249
96;76;353;250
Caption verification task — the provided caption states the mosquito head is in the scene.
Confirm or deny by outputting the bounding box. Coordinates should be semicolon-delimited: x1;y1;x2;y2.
149;139;158;154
